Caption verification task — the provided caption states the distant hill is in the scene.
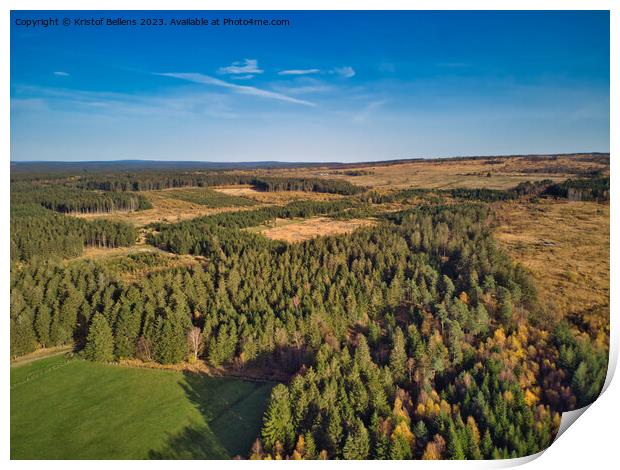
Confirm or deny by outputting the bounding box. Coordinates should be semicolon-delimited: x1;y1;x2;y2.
10;153;609;175
10;160;334;175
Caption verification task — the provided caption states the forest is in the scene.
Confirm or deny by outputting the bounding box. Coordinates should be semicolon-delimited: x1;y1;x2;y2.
9;162;609;460
75;172;365;195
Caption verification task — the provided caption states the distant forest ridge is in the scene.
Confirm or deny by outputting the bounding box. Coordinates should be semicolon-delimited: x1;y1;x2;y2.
10;152;610;175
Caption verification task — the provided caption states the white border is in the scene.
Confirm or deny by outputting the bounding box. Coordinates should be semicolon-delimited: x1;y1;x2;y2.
2;2;616;468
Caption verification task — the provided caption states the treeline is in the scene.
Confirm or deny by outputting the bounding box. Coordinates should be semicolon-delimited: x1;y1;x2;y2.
76;172;366;195
10;204;137;262
10;204;607;459
365;177;609;204
12;185;152;214
543;177;609;202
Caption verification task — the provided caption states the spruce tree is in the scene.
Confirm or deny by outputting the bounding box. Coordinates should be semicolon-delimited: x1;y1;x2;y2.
389;327;407;383
84;313;114;362
154;314;186;364
114;302;141;359
262;384;294;452
343;418;370;459
34;304;52;348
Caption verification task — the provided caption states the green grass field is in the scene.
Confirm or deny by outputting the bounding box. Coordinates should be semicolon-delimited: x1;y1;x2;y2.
10;355;274;459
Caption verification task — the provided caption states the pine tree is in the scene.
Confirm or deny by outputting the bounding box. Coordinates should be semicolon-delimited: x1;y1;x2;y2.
262;384;294;453
154;314;187;364
389;327;407;382
10;314;37;358
389;431;413;460
114;302;141;359
342;418;370;459
481;429;493;458
447;423;466;460
34;304;52;348
83;313;114;362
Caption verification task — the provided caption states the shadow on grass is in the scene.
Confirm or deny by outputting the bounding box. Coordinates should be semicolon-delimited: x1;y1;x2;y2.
147;424;229;459
148;370;275;460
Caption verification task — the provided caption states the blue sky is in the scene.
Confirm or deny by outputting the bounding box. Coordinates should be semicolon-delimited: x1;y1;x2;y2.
11;11;609;162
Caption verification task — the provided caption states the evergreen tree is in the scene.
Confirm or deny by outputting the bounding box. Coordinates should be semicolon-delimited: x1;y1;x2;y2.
447;423;466;460
389;327;407;382
34;304;52;347
262;384;295;453
10;315;37;358
342;418;370;459
154;314;187;364
83;313;114;362
114;302;141;359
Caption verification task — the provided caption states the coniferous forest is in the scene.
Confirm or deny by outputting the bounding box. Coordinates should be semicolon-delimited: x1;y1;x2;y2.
10;161;610;460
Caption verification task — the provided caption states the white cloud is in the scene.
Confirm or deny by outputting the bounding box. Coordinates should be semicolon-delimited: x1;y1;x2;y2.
218;59;263;75
230;74;256;80
353;99;388;123
12;85;240;119
278;69;321;76
158;72;316;107
333;66;356;78
53;71;69;77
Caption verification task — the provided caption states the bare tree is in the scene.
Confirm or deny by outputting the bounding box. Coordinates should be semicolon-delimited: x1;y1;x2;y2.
187;327;203;361
136;336;153;362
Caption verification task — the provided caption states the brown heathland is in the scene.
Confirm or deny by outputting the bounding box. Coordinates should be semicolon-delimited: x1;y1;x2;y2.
253;154;608;190
213;186;343;203
258;217;376;243
494;200;609;346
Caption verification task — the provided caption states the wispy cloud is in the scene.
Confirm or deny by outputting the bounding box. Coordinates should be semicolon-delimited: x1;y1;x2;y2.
12;85;240;119
53;71;69;77
157;72;317;107
353;99;388;123
332;66;356;78
271;76;334;96
278;69;321;76
218;58;263;75
277;66;355;78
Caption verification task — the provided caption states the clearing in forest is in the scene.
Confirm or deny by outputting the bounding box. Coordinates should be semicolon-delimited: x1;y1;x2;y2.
258;217;376;243
73;191;266;227
213;185;343;203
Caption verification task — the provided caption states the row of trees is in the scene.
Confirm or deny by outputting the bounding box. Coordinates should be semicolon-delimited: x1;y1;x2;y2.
543;177;610;202
76;172;366;195
12;183;152;214
365;177;609;204
10;204;137;262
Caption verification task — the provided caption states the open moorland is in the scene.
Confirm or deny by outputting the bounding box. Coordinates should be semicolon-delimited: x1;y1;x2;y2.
10;153;610;460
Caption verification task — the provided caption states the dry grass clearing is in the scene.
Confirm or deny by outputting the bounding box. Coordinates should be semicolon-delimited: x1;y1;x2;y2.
76;244;160;260
258;217;376;243
72;245;205;284
213;185;343;203
74;191;268;227
494;200;609;345
260;155;607;190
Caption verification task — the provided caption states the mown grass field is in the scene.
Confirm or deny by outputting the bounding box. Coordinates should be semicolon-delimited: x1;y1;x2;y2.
11;355;274;459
